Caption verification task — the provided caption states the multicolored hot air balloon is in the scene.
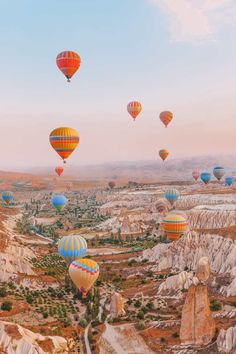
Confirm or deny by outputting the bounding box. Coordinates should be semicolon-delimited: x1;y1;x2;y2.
58;235;87;263
192;169;200;181
225;176;234;186
213;166;225;181
162;212;188;241
159;111;173;128
156;199;170;214
49;127;80;163
127;101;142;121
52;194;68;211
2;191;14;205
55;166;64;177
56;51;81;82
164;189;180;206
108;181;116;189
200;172;211;185
69;258;99;296
159;149;169;162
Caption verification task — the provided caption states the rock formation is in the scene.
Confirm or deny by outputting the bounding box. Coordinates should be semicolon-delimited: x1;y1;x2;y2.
217;324;236;353
158;271;198;296
180;257;215;346
143;232;236;275
0;320;70;353
196;256;211;283
110;292;126;318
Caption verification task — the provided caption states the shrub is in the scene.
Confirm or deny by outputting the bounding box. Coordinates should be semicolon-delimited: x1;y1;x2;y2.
1;301;12;311
172;332;179;338
210;299;221;312
134;300;141;308
0;288;7;297
137;311;144;320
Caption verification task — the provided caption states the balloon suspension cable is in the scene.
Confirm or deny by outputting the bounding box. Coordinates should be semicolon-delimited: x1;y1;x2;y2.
67;77;71;83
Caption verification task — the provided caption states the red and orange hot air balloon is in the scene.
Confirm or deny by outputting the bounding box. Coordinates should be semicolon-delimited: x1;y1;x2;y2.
55;166;64;177
159;149;169;162
56;51;81;82
127;101;142;121
160;111;173;128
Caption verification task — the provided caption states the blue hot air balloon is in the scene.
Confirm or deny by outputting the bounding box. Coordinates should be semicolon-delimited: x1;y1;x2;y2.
51;194;68;211
164;189;180;206
200;172;211;185
213;166;225;181
2;191;14;205
225;176;234;187
58;235;87;263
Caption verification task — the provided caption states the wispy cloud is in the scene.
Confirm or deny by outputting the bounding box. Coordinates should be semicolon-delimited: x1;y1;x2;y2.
149;0;236;42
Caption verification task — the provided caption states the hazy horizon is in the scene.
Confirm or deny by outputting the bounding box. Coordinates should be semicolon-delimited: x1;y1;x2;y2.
1;0;236;169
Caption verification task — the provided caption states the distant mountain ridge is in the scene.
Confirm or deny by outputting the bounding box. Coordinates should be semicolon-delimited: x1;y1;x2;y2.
1;155;236;183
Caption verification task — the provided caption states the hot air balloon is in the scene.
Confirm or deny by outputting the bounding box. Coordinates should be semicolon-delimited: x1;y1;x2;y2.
55;166;64;177
164;189;180;206
108;181;115;189
192;169;200;181
159;111;173;128
58;235;87;263
200;172;211;185
162;212;188;241
213;166;225;181
159;149;169;162
66;182;73;191
56;51;81;82
156;199;170;214
225;176;234;186
2;191;14;205
52;194;68;211
69;258;99;296
127;101;142;121
49;127;80;163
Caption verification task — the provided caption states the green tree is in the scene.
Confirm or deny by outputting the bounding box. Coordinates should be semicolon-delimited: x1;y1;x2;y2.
1;301;12;311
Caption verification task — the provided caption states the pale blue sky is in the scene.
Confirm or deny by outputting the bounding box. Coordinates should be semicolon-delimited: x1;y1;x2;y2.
0;0;236;169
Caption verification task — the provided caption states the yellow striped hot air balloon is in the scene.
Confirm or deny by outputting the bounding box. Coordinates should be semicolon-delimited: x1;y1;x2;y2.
49;127;80;163
58;235;87;263
69;258;99;296
162;212;188;242
159;149;169;162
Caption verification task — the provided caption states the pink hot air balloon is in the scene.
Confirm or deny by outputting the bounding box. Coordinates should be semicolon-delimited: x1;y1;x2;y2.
192;170;200;181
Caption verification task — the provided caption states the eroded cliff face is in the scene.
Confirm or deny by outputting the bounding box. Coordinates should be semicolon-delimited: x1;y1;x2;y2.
143;232;236;274
0;320;70;354
180;285;215;346
217;325;236;353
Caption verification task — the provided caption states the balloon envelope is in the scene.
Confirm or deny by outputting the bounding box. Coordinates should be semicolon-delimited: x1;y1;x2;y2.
49;127;80;163
156;199;170;213
159;111;173;128
159;149;169;161
200;172;211;185
2;191;14;205
55;166;64;177
58;235;87;263
108;181;115;189
127;101;142;120
69;258;99;296
162;212;188;241
192;170;200;181
213;166;225;181
52;194;68;211
56;51;81;82
164;189;180;206
225;176;234;186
